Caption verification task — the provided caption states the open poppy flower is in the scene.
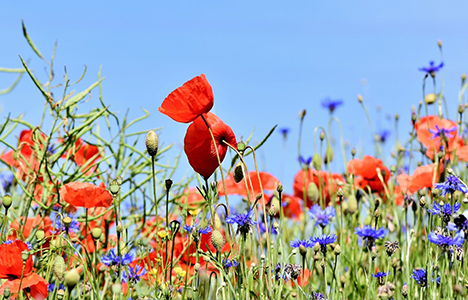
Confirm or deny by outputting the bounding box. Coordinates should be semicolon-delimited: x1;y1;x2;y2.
293;169;345;207
60;182;113;208
0;129;46;180
415;115;468;161
61;137;101;174
184;112;236;180
0;240;48;300
218;171;279;201
397;163;441;195
266;194;303;220
348;155;390;194
10;215;52;239
159;74;214;123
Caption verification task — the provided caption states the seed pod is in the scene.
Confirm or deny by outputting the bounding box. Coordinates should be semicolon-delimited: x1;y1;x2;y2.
145;130;159;157
211;230;224;252
211;213;222;231
312;153;322;171
92;227;102;240
35;229;45;241
3;194;12;209
237;141;246;154
324;146;334;164
53;255;66;281
109;180;120;196
347;195;358;215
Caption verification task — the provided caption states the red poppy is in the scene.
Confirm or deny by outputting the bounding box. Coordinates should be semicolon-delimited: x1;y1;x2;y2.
159;74;214;123
184;113;237;179
281;194;303;220
218;171;279;200
293;169;345;207
397;163;440;195
347;155;390;193
415;115;468;161
0;240;48;299
0;129;46;180
60;182;113;208
10;216;52;239
62;137;101;174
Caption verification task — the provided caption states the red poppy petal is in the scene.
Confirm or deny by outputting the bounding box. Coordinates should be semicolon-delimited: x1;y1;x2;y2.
159;74;214;123
0;273;48;300
60;182;113;208
0;240;33;279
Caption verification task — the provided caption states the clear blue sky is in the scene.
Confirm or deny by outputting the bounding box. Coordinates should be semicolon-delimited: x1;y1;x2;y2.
1;1;467;195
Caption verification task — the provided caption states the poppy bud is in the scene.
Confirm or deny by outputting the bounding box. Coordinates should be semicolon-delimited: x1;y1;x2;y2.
459;104;465;115
109;180;120;196
112;283;122;294
211;230;224;252
437;39;442;47
22;250;29;262
211;213;222;231
312;153;322;170
3;286;11;299
276;183;283;193
324;146;334;164
92;227;102;240
3;194;12;210
411;113;417;125
307;182;319;203
395;114;399;120
299;109;306;120
115;176;123;186
425;93;437;105
194;263;201;272
233;163;244;183
53;255;66;281
319;131;325;141
57;289;65;300
145;130;159;157
65;269;80;289
237;141;246;154
35;229;45;241
347;195;357;215
462;74;467;83
351;148;356;157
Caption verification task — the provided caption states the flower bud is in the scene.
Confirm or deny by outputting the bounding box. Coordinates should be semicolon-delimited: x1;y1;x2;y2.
165;179;173;191
268;197;280;217
237;141;246;154
351;148;356;157
92;227;102;240
299;109;306;120
109;180;120;196
233;163;244;183
3;194;12;210
334;244;341;256
63;216;72;229
462;74;467;83
324;146;334;164
211;230;224;252
35;229;45;241
194;263;201;272
112;283;122;294
437;40;442;47
392;257;399;268
276;183;283;193
347;195;358;215
313;242;320;253
57;289;65;300
145;130;159;157
319;131;325;141
3;286;11;299
22;250;29;262
312;153;322;170
419;196;426;208
64;268;80;289
53;255;66;281
424;93;437;105
116;225;123;233
307;182;320;203
211;213;222;231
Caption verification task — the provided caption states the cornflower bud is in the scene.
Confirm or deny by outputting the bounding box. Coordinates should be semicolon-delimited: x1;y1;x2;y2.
424;93;437;105
351;148;356;157
334;244;341;256
357;94;363;103
419;196;426;208
145;130;159;157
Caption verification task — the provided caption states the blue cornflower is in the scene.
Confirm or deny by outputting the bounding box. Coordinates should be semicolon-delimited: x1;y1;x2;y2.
419;61;444;74
258;221;277;235
321;97;344;113
279;127;290;138
123;265;146;284
428;231;464;248
102;249;134;267
290;239;313;249
3;239;13;245
411;268;440;287
225;208;256;237
309;204;336;227
429;125;456;139
0;173;13;191
48;283;65;292
311;292;326;300
310;234;337;254
377;129;391;143
355;225;388;248
222;258;238;271
373;271;389;285
428;201;442;215
300;156;312;166
434;175;468;196
184;223;212;235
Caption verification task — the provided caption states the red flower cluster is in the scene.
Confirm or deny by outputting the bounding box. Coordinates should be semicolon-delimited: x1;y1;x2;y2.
0;240;48;299
348;155;390;194
415;115;468;161
293;169;345;207
159;75;237;179
395;163;441;206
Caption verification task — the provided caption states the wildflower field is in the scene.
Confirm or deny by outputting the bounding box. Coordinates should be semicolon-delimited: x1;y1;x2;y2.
2;23;468;300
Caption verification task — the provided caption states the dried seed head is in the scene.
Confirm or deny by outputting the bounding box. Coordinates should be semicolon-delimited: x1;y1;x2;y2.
145;130;159;157
233;163;244;183
211;230;224;252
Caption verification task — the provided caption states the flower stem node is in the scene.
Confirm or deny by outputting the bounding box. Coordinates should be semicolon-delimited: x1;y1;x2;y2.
92;227;102;240
145;130;159;157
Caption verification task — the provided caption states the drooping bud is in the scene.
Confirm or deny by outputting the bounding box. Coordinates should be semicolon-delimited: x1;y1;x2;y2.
145;130;159;157
324;146;334;164
165;179;173;191
319;131;325;141
233;163;244;183
299;109;306;120
312;153;322;170
211;230;224;252
347;195;358;215
334;244;341;256
357;94;363;103
211;213;222;231
307;182;320;203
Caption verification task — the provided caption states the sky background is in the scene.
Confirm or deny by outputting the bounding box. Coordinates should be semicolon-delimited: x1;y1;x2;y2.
0;1;467;197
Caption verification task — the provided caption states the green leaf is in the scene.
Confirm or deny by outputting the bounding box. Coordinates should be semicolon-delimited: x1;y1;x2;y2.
22;20;46;61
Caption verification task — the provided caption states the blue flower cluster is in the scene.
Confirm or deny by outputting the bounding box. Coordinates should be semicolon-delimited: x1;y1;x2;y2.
355;225;387;247
309;204;336;227
102;249;134;267
226;208;256;236
434;175;468;197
